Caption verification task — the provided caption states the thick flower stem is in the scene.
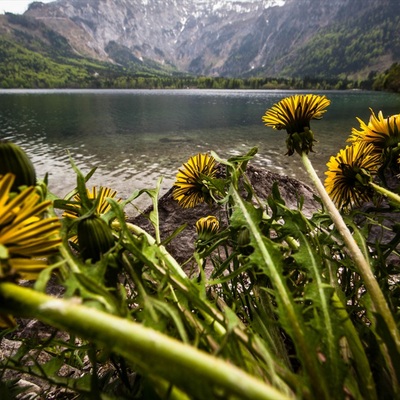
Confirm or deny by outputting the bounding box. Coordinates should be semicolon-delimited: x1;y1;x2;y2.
370;182;400;206
0;282;291;400
301;153;400;354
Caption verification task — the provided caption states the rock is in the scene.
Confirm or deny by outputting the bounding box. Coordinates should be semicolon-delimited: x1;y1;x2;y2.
130;164;319;264
13;379;42;400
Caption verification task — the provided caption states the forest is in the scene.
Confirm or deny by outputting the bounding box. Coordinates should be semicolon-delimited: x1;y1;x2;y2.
1;36;399;92
0;8;399;92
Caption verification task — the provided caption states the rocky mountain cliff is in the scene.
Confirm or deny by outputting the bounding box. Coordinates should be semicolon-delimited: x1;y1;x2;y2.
17;0;400;78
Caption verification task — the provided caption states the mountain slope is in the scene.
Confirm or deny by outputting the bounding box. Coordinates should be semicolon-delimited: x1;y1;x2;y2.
4;0;399;80
22;0;398;79
0;12;187;88
268;0;400;79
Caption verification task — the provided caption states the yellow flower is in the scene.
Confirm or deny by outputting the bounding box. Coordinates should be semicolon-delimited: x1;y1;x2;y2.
196;215;219;242
262;94;330;132
347;108;400;156
173;154;217;208
63;186;120;219
262;94;330;155
0;173;61;281
324;142;381;210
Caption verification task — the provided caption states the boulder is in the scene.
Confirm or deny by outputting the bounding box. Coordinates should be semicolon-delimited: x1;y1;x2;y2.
131;165;319;264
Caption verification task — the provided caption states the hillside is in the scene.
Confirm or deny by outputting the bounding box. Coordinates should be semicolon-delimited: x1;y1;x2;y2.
273;0;400;80
0;0;399;88
0;12;187;88
21;0;399;80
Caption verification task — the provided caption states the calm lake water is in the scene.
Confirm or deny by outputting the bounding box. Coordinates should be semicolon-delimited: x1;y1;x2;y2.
1;89;400;210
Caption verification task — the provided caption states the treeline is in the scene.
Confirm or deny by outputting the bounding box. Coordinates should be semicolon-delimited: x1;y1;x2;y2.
371;63;400;92
1;36;399;92
108;75;365;91
282;2;400;79
0;38;193;90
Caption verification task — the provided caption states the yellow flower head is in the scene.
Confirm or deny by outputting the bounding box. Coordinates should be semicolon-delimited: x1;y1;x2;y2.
324;142;381;210
0;173;61;281
262;94;330;155
196;215;219;242
262;94;330;132
63;186;120;219
173;154;217;208
347;108;400;156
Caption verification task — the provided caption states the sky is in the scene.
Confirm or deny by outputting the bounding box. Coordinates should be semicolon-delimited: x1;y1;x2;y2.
0;0;286;14
0;0;55;14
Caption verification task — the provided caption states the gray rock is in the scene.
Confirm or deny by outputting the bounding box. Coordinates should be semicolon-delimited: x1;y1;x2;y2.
131;164;319;263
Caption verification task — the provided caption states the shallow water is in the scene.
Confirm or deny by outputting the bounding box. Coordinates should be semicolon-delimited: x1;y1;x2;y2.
1;89;399;212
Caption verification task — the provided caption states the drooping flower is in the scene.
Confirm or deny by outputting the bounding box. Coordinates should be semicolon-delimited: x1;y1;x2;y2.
62;186;120;259
262;94;331;155
0;173;61;281
195;215;219;242
173;153;217;208
63;186;120;219
347;109;400;157
324;142;381;210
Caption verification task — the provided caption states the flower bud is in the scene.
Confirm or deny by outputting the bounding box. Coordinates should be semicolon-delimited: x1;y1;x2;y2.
196;216;219;242
0;140;36;191
77;215;115;262
237;228;253;255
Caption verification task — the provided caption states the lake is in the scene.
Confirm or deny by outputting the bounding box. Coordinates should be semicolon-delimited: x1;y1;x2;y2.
1;89;400;211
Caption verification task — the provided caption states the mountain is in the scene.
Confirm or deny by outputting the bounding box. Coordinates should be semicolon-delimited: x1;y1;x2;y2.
20;0;282;76
0;8;188;89
271;0;400;80
0;0;400;86
21;0;398;79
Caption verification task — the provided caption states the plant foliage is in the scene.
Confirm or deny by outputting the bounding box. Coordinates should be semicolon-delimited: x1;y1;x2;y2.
0;98;400;399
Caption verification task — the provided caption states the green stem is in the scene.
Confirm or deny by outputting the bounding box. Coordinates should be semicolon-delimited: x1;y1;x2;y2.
370;182;400;206
0;282;291;400
301;153;400;355
59;241;81;274
112;221;188;280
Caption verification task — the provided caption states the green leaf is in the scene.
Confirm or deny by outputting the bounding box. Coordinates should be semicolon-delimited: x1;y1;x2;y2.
230;186;330;398
68;271;121;315
230;202;263;229
39;355;65;377
150;298;190;344
284;209;345;393
34;261;64;292
375;311;400;387
161;223;187;247
137;177;163;243
331;292;377;400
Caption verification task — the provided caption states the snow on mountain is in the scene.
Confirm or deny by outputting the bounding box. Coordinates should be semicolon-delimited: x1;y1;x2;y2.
24;0;396;78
